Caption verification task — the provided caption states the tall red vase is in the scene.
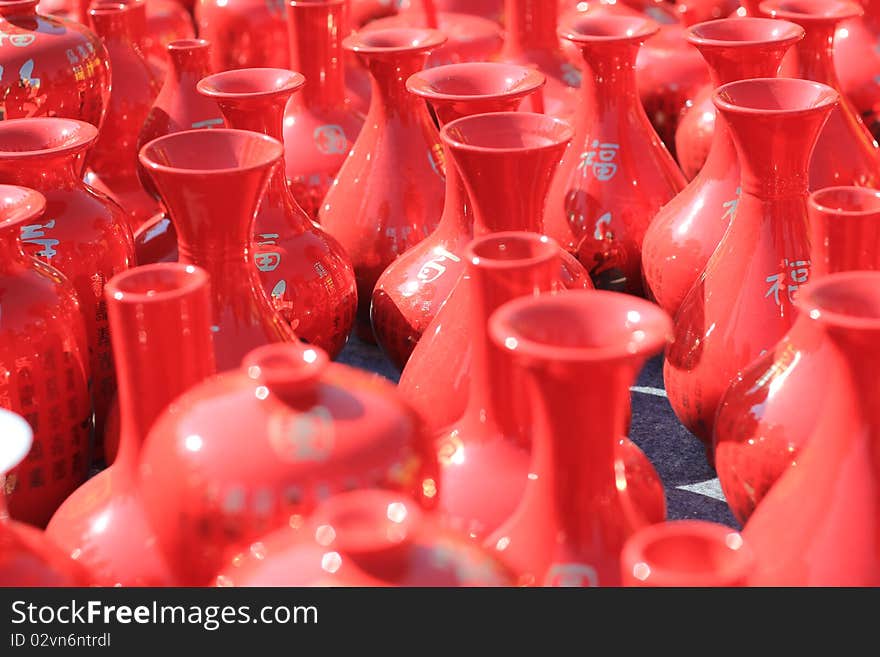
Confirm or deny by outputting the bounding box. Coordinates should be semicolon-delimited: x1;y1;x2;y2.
0;409;90;586
398;112;590;435
664;78;837;449
834;0;880;138
215;489;514;586
285;0;367;220
197;68;358;359
485;290;671;586
0;118;135;454
621;520;754;586
762;0;880;188
139;129;298;370
320;28;447;342
195;0;288;72
643;18;804;319
0;0;109;128
744;271;880;585
46;263;215;586
86;2;162;231
0;186;91;528
371;62;546;370
714;185;880;524
544;14;686;295
138;343;439;585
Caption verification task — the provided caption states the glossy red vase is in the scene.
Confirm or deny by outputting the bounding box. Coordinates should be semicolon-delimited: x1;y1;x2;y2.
0;118;135;454
46;263;215;586
350;0;399;27
714;185;880;524
762;0;880;188
744;271;880;585
195;0;288;72
371;62;546;370
285;0;367;220
621;520;754;586
134;0;195;67
485;290;671;586
138;343;439;585
664;78;837;449
643;18;804;319
834;0;880;138
139;129;298;370
215;489;513;586
0;409;90;586
0;186;91;528
544;14;686;295
86;2;162;231
398;112;591;434
397;0;503;23
676;0;743;23
198;68;358;359
0;0;109;128
320;28;447;342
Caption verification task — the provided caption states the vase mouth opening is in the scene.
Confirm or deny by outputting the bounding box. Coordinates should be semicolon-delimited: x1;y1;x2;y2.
714;77;838;116
465;232;558;271
0;409;32;478
798;271;880;329
687;17;804;48
0;185;45;232
489;290;672;363
198;68;306;102
759;0;863;23
0;118;98;161
622;521;754;586
289;0;345;7
810;186;880;218
406;63;545;104
89;1;132;17
168;38;210;53
441;111;573;154
344;27;447;55
559;15;659;44
139;129;284;176
105;263;209;306
242;343;329;395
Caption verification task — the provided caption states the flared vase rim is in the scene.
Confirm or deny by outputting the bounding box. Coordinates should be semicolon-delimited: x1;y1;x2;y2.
796;271;880;331
406;62;546;105
440;111;574;156
104;263;210;307
0;118;98;161
197;68;307;103
463;231;559;272
0;0;38;15
288;0;345;8
343;27;447;56
759;0;863;24
686;17;804;49
713;77;838;117
167;38;211;53
0;184;46;232
809;185;880;218
558;15;659;45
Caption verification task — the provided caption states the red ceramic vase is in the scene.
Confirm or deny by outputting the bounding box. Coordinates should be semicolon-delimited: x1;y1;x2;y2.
215;489;513;586
197;67;358;359
0;186;90;528
285;0;367;220
486;290;672;586
397;0;503;23
664;78;837;449
544;14;686;295
762;0;880;188
320;28;447;342
139;129;298;370
744;271;880;585
195;0;288;72
46;263;216;586
676;0;743;23
643;18;804;319
714;185;880;524
834;0;880;138
0;0;109;128
0;118;135;453
621;520;754;586
86;2;162;231
138;343;439;585
350;0;400;27
371;62;546;370
398;112;591;435
133;0;195;67
0;409;89;586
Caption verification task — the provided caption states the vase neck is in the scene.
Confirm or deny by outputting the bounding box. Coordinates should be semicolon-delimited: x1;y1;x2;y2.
697;43;793;87
166;43;212;90
215;97;287;143
795;23;841;85
578;43;641;111
288;1;347;110
364;53;432;118
436;162;472;235
90;4;142;44
503;0;559;53
0;154;83;190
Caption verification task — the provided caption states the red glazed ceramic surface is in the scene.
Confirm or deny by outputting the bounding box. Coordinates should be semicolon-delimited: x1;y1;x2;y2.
486;290;672;586
621;520;754;586
834;0;880;137
195;0;288;72
320;27;447;342
0;186;90;528
664;78;837;448
138;343;439;585
643;17;804;319
139;129;298;370
397;0;503;23
371;62;546;370
197;67;358;359
544;14;686;295
285;0;366;219
0;118;135;453
46;263;215;586
714;186;880;524
215;489;513;586
744;272;880;585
